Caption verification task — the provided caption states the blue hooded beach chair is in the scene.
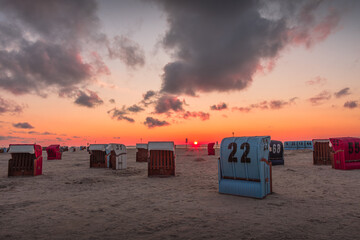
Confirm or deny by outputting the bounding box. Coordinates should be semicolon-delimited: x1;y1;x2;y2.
218;136;272;199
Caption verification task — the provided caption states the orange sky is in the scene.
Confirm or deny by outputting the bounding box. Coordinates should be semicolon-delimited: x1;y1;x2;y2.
0;0;359;147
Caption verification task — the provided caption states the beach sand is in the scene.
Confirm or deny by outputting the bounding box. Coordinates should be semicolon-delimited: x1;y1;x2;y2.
0;148;359;239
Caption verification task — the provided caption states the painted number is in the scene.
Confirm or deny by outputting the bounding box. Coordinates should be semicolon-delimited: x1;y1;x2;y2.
240;143;251;163
227;142;251;163
348;142;353;154
228;142;237;162
355;142;359;153
272;144;281;154
348;142;360;154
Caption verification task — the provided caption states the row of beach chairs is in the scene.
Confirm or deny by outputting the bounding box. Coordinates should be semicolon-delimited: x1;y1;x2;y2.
5;136;360;199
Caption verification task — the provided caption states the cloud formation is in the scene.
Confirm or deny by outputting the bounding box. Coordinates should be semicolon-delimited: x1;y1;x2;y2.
0;97;24;114
13;122;34;129
232;98;297;112
344;101;358;109
181;111;210;121
108;107;135;123
0;0;107;97
154;95;184;114
308;91;332;105
334;87;351;98
141;90;158;107
157;0;340;96
210;103;228;111
0;135;23;141
306;76;327;86
144;117;169;128
288;2;340;48
108;36;145;69
74;89;104;108
127;104;144;113
232;107;252;113
28;131;55;135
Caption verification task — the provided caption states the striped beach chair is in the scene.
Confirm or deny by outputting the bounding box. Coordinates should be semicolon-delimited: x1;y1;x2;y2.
148;142;175;177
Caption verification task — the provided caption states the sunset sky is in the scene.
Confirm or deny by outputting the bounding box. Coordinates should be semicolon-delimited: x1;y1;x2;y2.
0;0;359;147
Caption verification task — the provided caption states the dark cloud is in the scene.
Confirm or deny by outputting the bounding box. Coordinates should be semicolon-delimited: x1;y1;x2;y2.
182;111;210;121
0;135;23;140
13;122;34;129
143;90;157;101
250;101;269;110
108;36;145;69
156;0;340;96
108;107;135;123
109;99;116;104
28;131;55;135
141;90;158;107
74;89;104;108
27;131;38;134
210;103;228;111
308;91;331;105
127;104;144;113
41;131;53;135
154;95;184;114
108;103;145;123
232;107;252;113
0;41;93;95
288;2;340;49
344;101;358;109
269;100;289;109
144;117;169;128
0;0;100;43
306;76;327;86
232;98;297;112
0;0;109;96
0;97;24;114
334;87;351;98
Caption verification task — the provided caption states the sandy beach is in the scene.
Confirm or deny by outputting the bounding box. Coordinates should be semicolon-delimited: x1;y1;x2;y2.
0;148;359;240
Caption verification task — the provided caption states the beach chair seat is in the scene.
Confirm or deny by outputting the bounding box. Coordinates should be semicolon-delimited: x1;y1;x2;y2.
89;144;108;168
218;136;272;199
312;139;331;165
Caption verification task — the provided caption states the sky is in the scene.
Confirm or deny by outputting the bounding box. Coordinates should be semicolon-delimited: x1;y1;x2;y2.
0;0;359;147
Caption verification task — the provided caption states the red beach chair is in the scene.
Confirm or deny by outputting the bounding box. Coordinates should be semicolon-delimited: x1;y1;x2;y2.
330;137;360;170
46;144;62;160
8;144;43;177
208;142;215;155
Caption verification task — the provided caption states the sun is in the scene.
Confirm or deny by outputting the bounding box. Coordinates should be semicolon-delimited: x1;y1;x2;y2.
194;141;198;145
